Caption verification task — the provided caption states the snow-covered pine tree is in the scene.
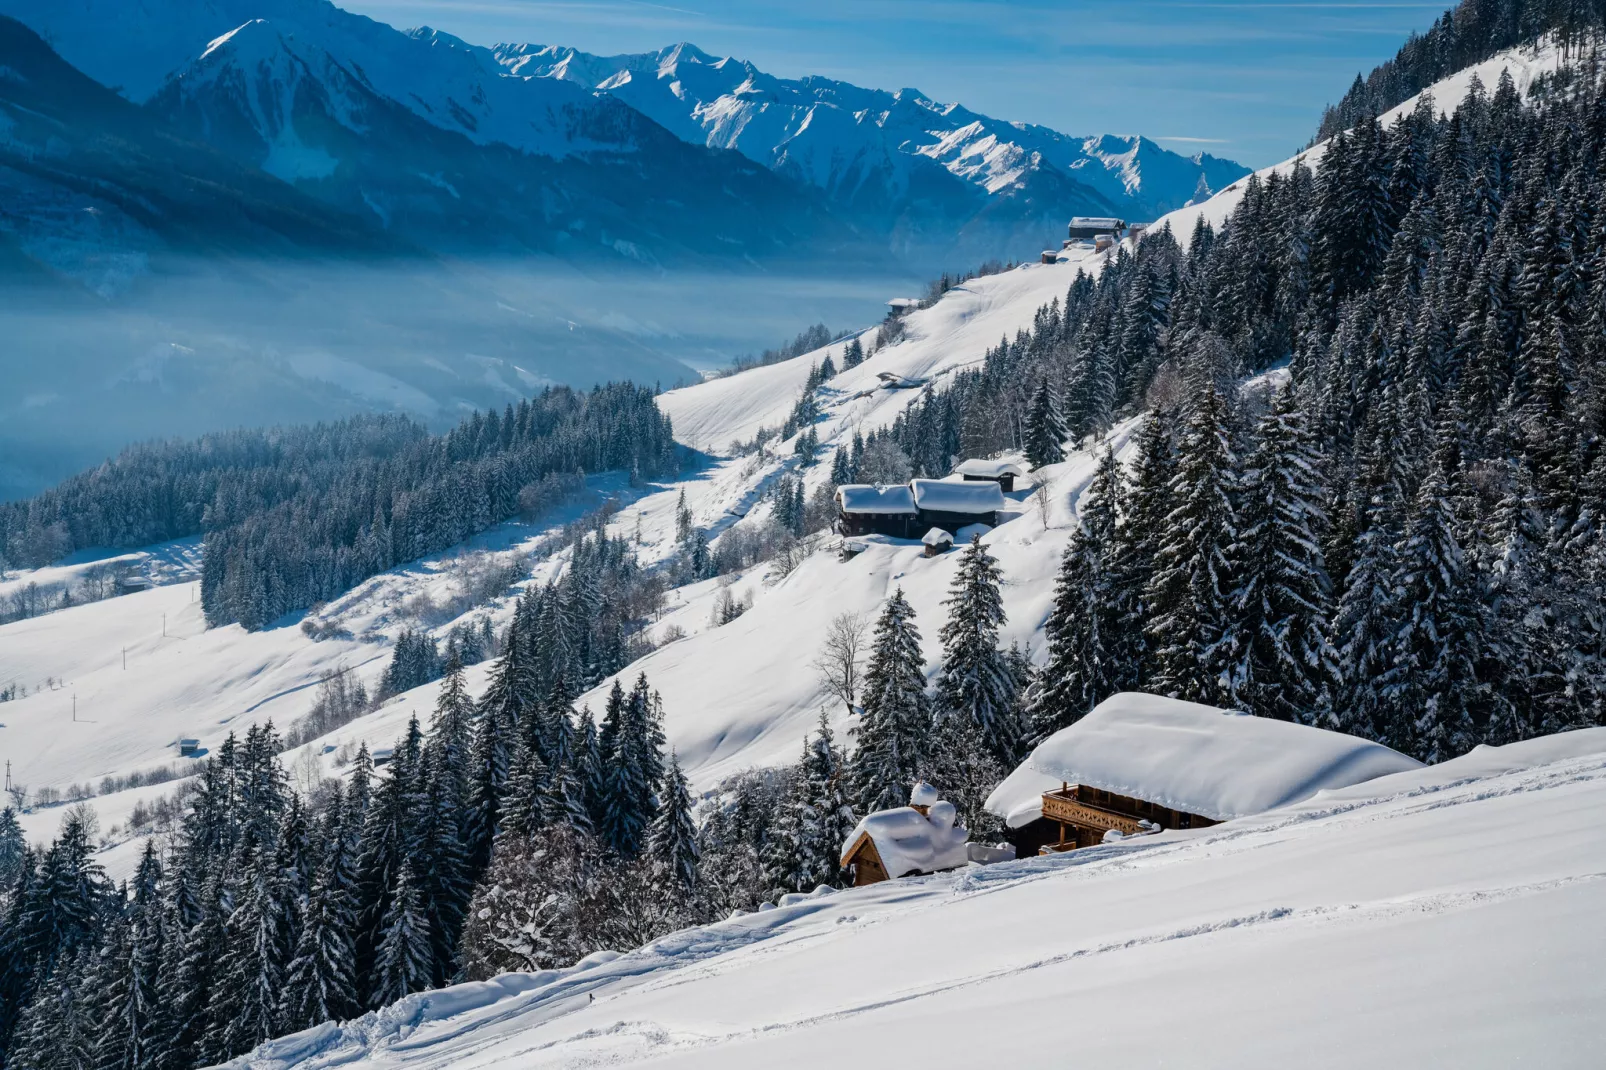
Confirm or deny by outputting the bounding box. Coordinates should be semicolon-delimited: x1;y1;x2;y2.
936;535;1023;765
1225;386;1335;721
369;859;433;1008
1022;377;1066;468
1030;446;1131;738
1145;376;1241;705
1383;459;1480;762
214;845;289;1060
645;753;699;898
0;807;23;890
280;839;359;1031
1328;432;1407;741
853;589;931;814
1111;412;1175;686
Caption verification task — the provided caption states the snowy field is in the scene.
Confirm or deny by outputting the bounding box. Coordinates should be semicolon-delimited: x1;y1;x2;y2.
220;729;1606;1069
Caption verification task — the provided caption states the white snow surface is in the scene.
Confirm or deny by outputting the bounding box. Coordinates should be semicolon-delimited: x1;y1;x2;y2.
985;692;1423;828
840;798;968;879
218;729;1606;1069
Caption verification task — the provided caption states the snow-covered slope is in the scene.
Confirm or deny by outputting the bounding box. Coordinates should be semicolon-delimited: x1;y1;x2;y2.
497;40;1249;261
221;728;1606;1069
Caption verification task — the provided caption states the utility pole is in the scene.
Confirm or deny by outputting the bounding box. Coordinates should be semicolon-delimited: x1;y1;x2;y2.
162;612;167;637
4;761;11;794
72;693;77;722
123;646;127;670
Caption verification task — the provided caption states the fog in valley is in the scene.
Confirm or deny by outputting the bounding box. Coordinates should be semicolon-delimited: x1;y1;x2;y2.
0;257;920;500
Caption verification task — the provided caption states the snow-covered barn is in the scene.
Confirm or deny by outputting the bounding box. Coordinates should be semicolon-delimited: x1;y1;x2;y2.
953;457;1026;492
835;484;918;538
985;693;1423;857
841;783;970;886
1067;216;1127;242
836;479;1006;538
911;478;1004;532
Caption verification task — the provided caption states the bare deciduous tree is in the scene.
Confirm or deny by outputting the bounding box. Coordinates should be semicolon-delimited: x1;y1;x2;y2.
813;611;869;714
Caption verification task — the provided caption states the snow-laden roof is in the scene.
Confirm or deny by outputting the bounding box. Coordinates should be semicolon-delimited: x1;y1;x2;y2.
921;527;953;547
910;478;1005;513
985;692;1423;825
954;458;1025;479
842;799;969;878
1070;216;1126;229
836;484;916;515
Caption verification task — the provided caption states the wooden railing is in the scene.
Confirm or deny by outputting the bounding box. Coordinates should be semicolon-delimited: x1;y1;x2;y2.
1041;790;1146;836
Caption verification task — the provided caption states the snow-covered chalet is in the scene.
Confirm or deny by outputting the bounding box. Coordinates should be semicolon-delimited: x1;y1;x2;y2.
985;693;1423;858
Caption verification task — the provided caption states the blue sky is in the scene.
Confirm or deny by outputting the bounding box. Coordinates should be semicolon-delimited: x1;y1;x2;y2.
341;1;1452;167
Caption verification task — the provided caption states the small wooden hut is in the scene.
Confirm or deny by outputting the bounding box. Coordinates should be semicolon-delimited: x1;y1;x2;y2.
953;458;1026;492
841;783;969;886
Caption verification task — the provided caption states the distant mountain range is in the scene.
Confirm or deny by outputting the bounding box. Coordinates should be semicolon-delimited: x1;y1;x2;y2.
0;0;1248;274
500;40;1249;261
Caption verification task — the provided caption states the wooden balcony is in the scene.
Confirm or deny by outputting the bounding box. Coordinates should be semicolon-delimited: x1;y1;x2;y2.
1041;789;1146;836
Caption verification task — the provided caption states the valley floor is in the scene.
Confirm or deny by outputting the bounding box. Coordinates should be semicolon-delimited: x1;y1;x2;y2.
223;729;1606;1069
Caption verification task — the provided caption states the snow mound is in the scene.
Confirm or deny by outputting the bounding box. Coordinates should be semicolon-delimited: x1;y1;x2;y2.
987;692;1422;826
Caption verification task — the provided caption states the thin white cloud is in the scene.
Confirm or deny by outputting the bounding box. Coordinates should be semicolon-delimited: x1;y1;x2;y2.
1157;135;1233;143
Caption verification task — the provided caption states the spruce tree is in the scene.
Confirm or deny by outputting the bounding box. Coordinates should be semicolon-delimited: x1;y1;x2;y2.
369;860;432;1009
1146;377;1240;705
936;535;1022;764
853;589;931;814
1031;447;1131;737
1226;387;1335;721
1384;460;1481;762
645;754;699;898
1022;377;1066;467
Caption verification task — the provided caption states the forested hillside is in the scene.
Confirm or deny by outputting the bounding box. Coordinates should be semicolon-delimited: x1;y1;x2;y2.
1315;0;1605;139
1;386;678;629
849;50;1606;759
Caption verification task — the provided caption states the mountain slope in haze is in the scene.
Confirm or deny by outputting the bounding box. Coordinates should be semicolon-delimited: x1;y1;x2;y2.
0;15;397;293
498;41;1251;260
146;18;865;264
0;0;875;266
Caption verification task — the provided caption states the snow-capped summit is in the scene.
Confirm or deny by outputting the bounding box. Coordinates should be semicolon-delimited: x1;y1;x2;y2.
496;41;1250;229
